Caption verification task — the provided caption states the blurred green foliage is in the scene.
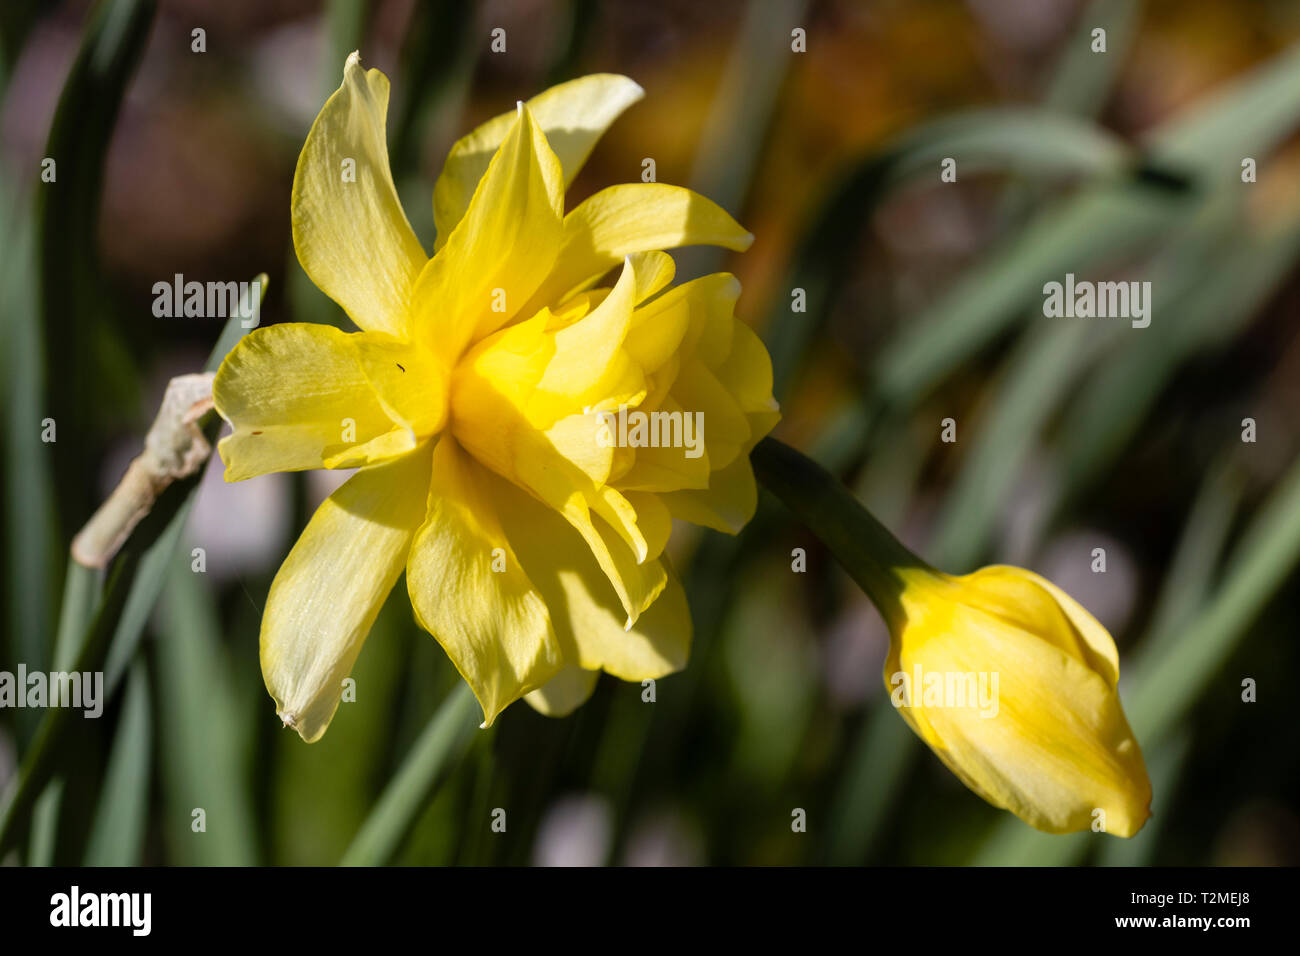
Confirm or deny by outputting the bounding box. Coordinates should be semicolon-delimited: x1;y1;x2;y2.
1;0;1299;866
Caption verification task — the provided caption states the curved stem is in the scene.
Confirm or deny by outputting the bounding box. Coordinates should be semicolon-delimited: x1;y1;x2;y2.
750;437;930;628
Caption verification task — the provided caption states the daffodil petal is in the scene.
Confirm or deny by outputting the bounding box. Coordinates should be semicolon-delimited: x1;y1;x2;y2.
591;485;651;563
625;273;739;375
669;358;751;470
524;184;754;312
956;566;1120;686
544;412;615;484
524;664;600;717
320;427;417;469
713;319;779;417
616;444;712;493
432;73;643;248
412;104;564;363
291;53;425;337
887;602;1150;836
214;323;413;481
406;438;562;725
537;255;638;400
709;316;781;452
562;500;667;628
627;250;676;302
999;567;1122;686
621;491;671;563
502;435;668;626
489;468;690;679
659;453;758;533
352;332;448;438
613;395;713;493
451;304;664;624
592;561;689;679
641;354;680;410
261;446;432;743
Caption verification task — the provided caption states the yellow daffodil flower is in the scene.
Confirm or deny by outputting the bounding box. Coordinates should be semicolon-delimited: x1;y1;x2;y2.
884;563;1152;837
750;438;1151;837
213;55;779;741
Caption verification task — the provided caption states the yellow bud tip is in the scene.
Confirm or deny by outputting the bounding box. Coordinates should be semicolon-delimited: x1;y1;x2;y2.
516;100;524;117
278;710;298;730
345;50;361;69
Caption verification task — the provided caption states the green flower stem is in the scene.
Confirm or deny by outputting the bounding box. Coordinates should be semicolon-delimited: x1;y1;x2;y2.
750;437;925;624
341;683;481;866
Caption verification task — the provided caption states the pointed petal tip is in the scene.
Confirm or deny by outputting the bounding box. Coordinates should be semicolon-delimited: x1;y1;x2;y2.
593;73;645;103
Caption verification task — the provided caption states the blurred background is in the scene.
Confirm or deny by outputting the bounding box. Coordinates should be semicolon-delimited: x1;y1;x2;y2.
2;0;1299;866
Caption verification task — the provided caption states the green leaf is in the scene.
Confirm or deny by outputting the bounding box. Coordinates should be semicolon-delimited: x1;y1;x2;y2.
83;660;152;866
37;0;155;540
0;289;261;858
52;562;102;671
824;696;916;864
1056;216;1300;501
0;2;43;93
1;193;57;741
325;0;367;96
391;0;478;179
1128;453;1300;745
765;109;1132;400
25;559;102;862
155;558;258;865
873;180;1181;406
271;587;412;864
1041;0;1144;116
1149;41;1300;170
1133;460;1243;669
876;40;1300;411
928;319;1105;571
340;683;480;866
